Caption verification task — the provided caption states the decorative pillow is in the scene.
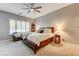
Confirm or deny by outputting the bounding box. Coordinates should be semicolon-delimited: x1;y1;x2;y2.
37;29;44;33
37;28;44;33
39;30;44;33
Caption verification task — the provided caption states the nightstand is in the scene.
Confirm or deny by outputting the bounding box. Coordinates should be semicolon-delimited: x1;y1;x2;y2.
54;34;61;44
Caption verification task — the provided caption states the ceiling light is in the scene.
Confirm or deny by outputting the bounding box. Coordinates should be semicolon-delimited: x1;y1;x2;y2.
31;9;34;11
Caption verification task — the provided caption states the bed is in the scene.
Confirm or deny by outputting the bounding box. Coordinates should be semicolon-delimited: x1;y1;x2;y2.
22;27;54;54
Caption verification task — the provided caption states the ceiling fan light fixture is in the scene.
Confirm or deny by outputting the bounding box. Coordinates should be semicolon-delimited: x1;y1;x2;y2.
31;9;34;11
22;3;42;14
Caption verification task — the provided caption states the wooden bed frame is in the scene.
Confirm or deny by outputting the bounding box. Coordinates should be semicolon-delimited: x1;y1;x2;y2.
22;38;38;54
22;27;54;54
22;36;53;54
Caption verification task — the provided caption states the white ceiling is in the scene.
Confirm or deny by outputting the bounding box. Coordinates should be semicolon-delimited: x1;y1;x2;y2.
0;3;72;19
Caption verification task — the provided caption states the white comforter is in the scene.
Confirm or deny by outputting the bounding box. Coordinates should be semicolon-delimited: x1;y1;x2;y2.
27;32;54;46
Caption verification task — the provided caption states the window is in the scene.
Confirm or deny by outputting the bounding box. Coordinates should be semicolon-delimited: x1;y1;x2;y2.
22;21;26;32
17;20;22;32
9;19;30;34
9;19;16;34
26;22;29;32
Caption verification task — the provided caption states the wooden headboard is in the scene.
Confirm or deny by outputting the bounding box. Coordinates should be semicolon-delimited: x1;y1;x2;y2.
39;27;54;33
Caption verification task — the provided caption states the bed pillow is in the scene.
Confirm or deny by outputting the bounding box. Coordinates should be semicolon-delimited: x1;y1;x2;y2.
37;29;44;33
39;30;44;33
44;29;52;33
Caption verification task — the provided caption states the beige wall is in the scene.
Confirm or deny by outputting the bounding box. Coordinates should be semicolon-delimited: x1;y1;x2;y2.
35;4;79;45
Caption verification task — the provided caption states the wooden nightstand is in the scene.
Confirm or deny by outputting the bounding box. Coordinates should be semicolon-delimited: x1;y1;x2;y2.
54;34;61;44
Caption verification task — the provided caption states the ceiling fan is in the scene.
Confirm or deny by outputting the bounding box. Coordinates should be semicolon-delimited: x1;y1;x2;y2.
22;3;42;13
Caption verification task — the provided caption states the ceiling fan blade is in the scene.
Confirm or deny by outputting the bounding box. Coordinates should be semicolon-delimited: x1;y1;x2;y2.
33;6;42;9
27;10;31;13
34;9;40;13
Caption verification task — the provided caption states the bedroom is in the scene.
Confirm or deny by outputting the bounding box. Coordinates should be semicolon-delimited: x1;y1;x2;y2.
0;3;79;56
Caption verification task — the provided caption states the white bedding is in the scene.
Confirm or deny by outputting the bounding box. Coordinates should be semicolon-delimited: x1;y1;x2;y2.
36;42;79;56
27;32;54;46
